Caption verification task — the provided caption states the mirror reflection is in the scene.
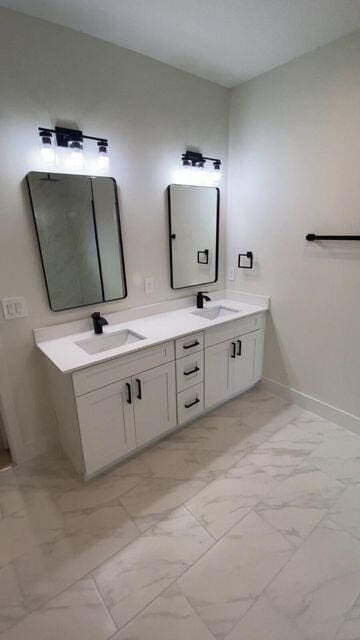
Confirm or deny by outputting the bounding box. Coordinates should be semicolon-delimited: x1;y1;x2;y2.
27;172;127;311
168;184;219;289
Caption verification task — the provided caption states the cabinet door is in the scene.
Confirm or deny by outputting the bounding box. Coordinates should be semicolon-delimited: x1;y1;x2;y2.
233;331;261;393
205;339;235;409
133;362;176;447
76;378;136;476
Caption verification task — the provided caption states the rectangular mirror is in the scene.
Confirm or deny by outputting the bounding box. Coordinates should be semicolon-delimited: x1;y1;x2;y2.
26;172;127;311
168;184;219;289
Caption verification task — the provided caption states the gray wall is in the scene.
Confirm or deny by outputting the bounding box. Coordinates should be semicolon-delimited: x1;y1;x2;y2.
228;31;360;422
0;8;229;460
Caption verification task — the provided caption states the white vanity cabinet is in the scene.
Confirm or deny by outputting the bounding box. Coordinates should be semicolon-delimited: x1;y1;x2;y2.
45;309;265;479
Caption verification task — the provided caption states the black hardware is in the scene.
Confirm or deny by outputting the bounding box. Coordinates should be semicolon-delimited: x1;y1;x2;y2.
237;340;242;356
183;340;200;350
125;382;132;405
167;185;220;291
39;126;108;149
136;378;142;400
238;252;253;269
306;233;360;242
91;312;108;334
185;397;200;409
184;366;200;376
197;250;209;264
231;342;236;358
196;291;211;309
171;233;176;239
181;150;221;171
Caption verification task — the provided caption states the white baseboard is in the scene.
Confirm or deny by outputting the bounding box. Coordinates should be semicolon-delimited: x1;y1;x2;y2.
261;377;360;436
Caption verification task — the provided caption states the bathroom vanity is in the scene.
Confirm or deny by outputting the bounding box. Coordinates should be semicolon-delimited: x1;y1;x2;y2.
35;296;267;479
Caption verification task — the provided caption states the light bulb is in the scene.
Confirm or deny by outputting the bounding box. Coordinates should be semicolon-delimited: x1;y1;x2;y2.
68;140;83;170
212;161;222;184
97;154;109;172
40;132;56;165
41;145;56;165
97;142;109;172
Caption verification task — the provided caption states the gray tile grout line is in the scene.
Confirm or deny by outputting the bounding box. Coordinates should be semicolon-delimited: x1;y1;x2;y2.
223;481;353;639
181;590;218;640
91;574;120;635
103;525;220;638
182;503;218;542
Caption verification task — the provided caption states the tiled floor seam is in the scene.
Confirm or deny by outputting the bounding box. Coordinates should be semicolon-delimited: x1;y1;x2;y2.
182;504;218;542
101;530;220;637
0;507;172;636
91;574;119;635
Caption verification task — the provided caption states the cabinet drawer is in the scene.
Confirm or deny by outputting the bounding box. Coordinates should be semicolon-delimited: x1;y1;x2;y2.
175;332;204;359
176;351;204;392
205;313;264;348
177;383;204;424
73;341;175;396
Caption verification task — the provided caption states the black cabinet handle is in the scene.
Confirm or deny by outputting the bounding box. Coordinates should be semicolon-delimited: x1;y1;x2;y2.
125;382;132;405
184;366;200;377
183;340;200;350
136;378;142;400
231;342;236;358
237;340;242;356
185;397;200;409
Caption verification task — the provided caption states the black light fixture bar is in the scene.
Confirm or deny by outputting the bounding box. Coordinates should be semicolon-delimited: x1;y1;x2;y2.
306;234;360;242
181;150;221;168
39;126;108;148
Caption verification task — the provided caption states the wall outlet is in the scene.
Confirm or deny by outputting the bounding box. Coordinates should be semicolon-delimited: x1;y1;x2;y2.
1;297;28;319
228;267;235;281
144;277;154;294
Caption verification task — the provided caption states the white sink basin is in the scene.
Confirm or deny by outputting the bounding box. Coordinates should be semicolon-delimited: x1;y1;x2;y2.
75;329;145;355
191;305;239;320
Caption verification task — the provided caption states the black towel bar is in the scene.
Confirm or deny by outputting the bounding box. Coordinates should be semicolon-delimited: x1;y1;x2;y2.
306;234;360;242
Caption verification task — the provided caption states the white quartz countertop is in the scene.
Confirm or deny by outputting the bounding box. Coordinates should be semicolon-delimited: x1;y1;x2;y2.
35;298;268;374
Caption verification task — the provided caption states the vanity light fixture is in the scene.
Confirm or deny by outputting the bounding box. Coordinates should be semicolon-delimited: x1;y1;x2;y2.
38;126;110;172
174;150;222;186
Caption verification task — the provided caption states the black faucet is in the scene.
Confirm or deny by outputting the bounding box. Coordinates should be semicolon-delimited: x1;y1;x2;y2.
91;312;108;335
196;291;211;309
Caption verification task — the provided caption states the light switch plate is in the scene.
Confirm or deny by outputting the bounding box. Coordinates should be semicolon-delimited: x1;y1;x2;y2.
144;277;154;294
228;267;235;281
1;297;28;319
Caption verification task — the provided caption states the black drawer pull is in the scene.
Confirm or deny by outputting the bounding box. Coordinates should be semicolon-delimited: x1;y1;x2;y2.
185;397;200;409
237;340;242;356
184;366;200;377
231;342;236;358
183;340;200;350
125;382;132;405
136;378;142;400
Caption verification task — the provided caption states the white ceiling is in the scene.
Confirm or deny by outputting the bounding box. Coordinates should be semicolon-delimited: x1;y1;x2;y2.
2;0;360;87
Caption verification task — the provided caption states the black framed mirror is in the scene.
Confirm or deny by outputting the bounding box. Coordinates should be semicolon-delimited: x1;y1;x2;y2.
27;172;127;311
168;184;219;289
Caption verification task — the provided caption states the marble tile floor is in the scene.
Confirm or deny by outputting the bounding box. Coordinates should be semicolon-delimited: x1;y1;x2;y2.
1;385;360;639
